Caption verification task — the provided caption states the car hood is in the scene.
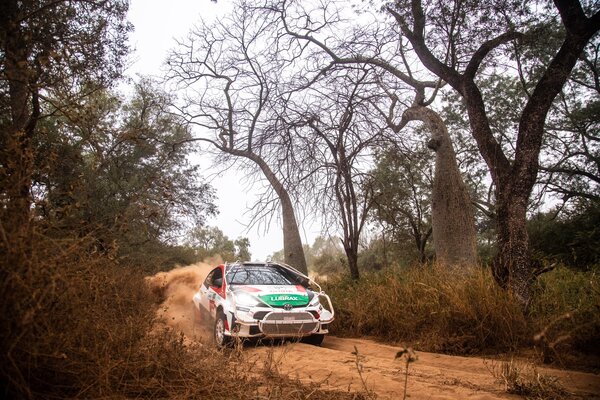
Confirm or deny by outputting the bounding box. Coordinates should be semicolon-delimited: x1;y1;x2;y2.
234;284;310;307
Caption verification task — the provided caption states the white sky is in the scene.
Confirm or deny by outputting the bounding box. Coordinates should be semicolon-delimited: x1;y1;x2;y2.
126;0;319;260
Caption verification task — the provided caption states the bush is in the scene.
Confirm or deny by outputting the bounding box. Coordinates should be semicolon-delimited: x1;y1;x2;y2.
529;266;600;367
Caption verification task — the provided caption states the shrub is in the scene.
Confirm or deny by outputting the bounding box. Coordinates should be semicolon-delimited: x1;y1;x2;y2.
323;264;600;369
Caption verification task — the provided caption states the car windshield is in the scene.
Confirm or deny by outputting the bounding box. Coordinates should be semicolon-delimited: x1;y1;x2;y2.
226;265;298;286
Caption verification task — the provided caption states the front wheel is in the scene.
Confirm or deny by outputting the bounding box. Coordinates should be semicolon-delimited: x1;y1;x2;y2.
301;334;325;346
214;311;232;348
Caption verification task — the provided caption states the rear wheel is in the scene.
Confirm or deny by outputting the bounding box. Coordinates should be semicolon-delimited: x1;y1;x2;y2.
214;311;232;348
301;334;325;346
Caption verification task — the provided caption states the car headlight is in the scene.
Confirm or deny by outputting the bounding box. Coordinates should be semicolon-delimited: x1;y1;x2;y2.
234;292;262;307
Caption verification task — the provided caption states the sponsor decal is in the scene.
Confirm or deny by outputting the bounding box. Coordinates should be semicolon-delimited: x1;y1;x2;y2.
259;293;309;307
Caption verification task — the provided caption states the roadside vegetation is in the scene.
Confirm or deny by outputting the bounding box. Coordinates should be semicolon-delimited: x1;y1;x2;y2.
322;265;599;371
298;202;600;371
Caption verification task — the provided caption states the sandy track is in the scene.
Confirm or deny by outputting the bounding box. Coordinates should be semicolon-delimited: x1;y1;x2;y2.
148;264;600;399
244;337;600;399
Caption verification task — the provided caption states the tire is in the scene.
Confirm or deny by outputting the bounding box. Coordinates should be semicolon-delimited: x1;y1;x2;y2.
301;334;325;346
214;311;232;348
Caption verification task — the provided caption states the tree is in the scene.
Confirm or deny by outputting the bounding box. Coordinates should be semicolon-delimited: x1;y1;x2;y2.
370;142;433;264
0;0;131;254
165;0;308;273
384;0;600;307
286;67;385;279
33;79;217;264
383;102;478;267
528;200;600;269
270;0;477;269
186;226;251;262
538;31;600;207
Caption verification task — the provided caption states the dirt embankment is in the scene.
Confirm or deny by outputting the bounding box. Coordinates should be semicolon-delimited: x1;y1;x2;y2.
147;264;600;399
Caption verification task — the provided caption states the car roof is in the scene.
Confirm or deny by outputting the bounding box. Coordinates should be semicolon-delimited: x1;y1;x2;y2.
224;261;307;278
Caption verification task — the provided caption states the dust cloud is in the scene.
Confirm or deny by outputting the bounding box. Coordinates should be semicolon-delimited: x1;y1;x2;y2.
146;258;221;341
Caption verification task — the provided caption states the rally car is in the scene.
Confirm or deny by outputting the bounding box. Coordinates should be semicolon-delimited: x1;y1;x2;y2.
192;261;334;347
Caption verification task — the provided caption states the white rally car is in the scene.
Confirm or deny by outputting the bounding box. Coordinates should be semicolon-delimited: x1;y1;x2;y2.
193;261;334;347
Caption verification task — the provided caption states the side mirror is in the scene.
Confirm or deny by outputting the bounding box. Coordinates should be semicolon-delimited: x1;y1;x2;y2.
212;277;223;288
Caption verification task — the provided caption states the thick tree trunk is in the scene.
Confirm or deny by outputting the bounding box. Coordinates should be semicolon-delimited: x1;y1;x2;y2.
243;153;308;274
390;0;600;310
404;106;477;267
493;189;531;306
279;188;308;274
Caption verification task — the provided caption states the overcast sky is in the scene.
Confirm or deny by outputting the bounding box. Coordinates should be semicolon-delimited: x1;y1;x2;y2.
126;0;319;261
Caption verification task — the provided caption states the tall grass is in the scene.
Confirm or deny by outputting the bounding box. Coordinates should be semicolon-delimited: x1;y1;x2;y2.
529;266;600;368
323;264;600;368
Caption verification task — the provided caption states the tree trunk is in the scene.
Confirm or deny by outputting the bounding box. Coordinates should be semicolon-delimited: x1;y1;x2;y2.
390;0;600;310
404;106;477;267
1;12;36;261
343;242;359;280
279;188;308;274
493;188;531;306
244;153;308;274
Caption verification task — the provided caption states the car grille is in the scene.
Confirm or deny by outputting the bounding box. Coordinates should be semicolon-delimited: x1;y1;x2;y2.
259;311;317;336
263;312;312;321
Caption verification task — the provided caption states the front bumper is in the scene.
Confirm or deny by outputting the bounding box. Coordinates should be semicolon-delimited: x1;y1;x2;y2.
229;306;334;339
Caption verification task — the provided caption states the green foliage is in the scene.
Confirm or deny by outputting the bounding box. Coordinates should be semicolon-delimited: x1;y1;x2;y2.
186;225;251;262
32;79;217;267
528;202;600;269
529;266;600;365
0;0;131;93
369;144;433;264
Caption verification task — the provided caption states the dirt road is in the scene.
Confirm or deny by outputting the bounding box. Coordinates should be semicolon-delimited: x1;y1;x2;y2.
148;263;600;399
245;336;600;399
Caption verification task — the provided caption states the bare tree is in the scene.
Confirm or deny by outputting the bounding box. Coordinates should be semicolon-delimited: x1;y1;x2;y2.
282;66;385;279
165;2;308;272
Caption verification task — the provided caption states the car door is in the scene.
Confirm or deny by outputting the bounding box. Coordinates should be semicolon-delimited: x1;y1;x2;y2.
199;266;224;316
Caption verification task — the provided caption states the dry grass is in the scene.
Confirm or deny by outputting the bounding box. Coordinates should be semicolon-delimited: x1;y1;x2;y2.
0;234;361;399
323;264;600;371
487;359;571;400
324;265;528;354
